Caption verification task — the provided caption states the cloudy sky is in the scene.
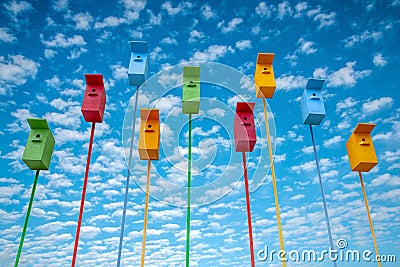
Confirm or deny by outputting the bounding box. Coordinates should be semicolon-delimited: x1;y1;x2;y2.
0;0;399;266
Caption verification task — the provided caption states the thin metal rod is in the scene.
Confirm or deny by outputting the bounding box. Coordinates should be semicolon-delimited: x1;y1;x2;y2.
14;170;40;267
185;114;192;267
309;125;337;267
117;85;140;267
242;152;255;267
140;160;152;267
262;98;286;267
71;122;96;267
358;171;382;267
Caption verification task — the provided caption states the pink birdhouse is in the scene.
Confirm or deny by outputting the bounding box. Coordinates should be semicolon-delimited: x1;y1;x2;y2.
81;74;106;123
234;102;257;152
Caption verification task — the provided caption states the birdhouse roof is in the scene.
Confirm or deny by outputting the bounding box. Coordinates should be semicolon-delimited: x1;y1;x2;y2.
85;74;104;85
27;118;50;129
130;41;147;53
140;108;159;121
306;79;325;90
353;123;376;134
183;66;200;77
236;102;255;113
256;53;274;64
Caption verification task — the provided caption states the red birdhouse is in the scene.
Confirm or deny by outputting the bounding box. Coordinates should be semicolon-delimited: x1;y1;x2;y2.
234;102;257;152
81;74;106;123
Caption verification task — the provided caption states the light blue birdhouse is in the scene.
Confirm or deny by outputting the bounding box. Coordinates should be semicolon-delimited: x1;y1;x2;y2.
301;78;326;125
128;41;148;87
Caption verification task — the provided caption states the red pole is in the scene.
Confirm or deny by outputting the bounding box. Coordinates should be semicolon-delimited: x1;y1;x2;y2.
71;122;96;267
242;152;255;267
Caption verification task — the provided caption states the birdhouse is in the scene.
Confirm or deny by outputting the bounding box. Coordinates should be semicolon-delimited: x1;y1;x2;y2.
301;78;326;125
128;41;148;87
346;123;378;172
138;109;160;160
81;74;106;123
234;102;257;152
22;118;55;170
254;53;276;98
182;66;200;114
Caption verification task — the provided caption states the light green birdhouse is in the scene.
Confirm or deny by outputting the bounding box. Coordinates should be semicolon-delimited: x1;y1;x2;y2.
22;118;55;170
182;66;200;114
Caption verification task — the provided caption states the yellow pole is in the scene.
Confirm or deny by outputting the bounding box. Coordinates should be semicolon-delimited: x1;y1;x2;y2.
358;171;382;267
263;98;286;267
140;160;152;267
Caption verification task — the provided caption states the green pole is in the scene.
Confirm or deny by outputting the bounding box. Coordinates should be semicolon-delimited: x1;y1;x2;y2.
15;170;40;267
185;114;192;267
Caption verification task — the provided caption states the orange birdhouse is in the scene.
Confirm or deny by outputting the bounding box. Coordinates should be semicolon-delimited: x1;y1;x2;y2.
346;123;378;172
254;53;276;98
138;109;160;160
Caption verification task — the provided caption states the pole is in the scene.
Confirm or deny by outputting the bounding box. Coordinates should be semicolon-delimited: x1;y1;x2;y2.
242;152;255;267
14;170;40;267
140;160;152;267
71;122;96;267
185;114;192;267
309;125;337;267
117;86;140;267
262;98;286;267
358;171;382;267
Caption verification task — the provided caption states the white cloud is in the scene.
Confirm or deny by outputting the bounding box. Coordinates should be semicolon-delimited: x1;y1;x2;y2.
323;136;344;148
370;174;400;188
190;44;234;61
314;62;371;88
150;46;168;61
335;97;359;113
161;37;177;45
161;1;192;16
235;40;252;50
52;0;68;11
147;10;161;25
44;49;57;58
207;108;226;117
362;97;393;114
217;18;243;33
344;30;383;48
291;194;305;200
188;30;204;43
0;27;16;43
255;2;272;17
111;63;128;80
201;4;216;20
120;0;146;20
276;74;307;91
94;16;126;29
72;12;93;30
277;1;293;19
313;11;336;29
0;55;40;94
297;37;317;54
41;33;86;48
4;0;33;17
373;53;388;67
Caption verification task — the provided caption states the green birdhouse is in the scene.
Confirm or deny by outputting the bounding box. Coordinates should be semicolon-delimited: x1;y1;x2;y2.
22;118;55;170
182;66;200;114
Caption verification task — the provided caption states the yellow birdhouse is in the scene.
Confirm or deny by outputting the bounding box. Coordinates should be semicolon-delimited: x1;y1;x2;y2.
254;53;276;98
346;123;378;172
138;109;160;160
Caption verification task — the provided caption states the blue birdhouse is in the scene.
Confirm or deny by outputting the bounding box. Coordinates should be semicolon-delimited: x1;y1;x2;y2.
128;41;148;87
301;78;326;125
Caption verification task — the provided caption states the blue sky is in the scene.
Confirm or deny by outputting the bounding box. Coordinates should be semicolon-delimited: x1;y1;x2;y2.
0;0;399;266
